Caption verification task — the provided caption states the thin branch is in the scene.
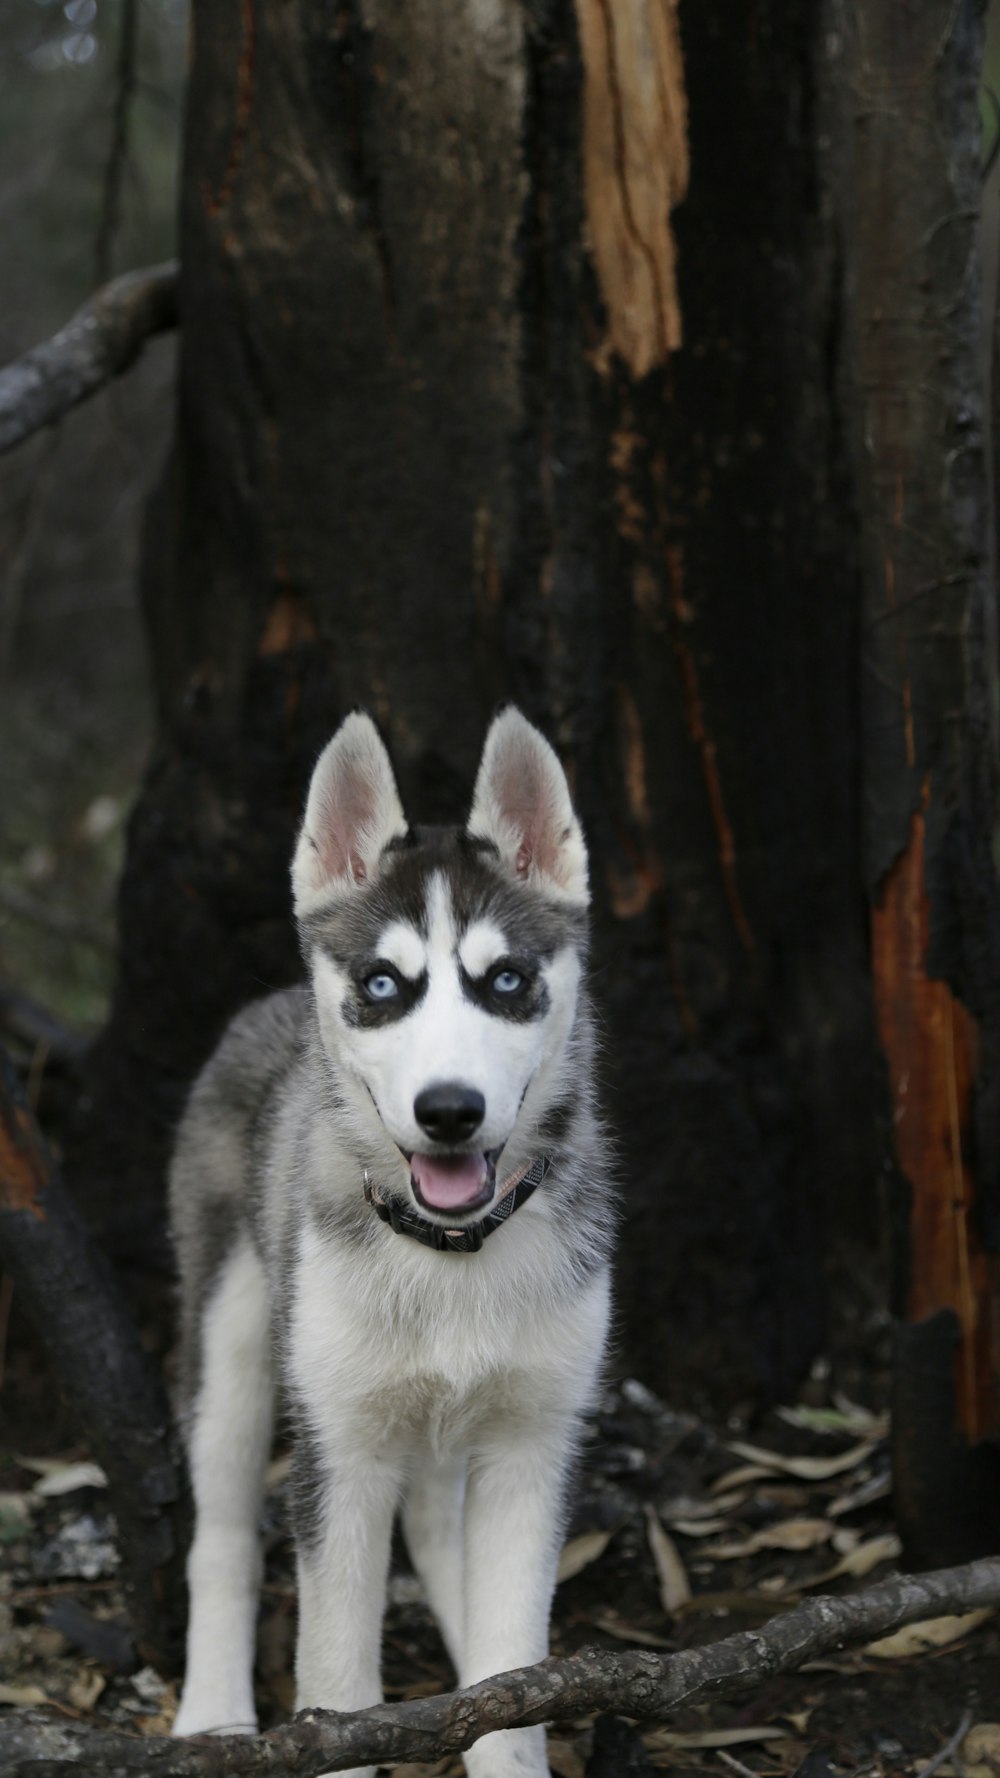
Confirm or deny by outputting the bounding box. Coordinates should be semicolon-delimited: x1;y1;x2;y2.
95;0;139;283
915;1710;975;1778
0;261;179;457
1;1558;999;1775
0;1044;189;1672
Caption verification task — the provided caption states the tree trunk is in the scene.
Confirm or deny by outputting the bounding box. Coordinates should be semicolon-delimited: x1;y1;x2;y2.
842;0;1000;1562
72;0;1000;1442
68;0;876;1406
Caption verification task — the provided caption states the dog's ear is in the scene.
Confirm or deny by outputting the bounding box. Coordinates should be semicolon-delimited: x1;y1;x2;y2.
292;713;407;912
467;708;589;904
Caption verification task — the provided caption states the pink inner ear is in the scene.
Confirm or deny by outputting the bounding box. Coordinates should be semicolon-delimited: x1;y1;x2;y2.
317;775;375;884
496;755;566;884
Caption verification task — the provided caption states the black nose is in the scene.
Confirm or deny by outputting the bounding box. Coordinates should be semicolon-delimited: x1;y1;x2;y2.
414;1082;486;1143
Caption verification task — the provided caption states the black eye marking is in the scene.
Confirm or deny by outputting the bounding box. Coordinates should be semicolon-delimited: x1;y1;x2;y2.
461;957;549;1023
340;958;428;1028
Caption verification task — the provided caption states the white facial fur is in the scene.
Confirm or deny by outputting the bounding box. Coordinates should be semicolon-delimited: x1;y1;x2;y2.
313;873;581;1177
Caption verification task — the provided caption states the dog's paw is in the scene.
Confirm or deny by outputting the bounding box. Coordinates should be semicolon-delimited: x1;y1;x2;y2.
464;1725;550;1778
171;1697;258;1739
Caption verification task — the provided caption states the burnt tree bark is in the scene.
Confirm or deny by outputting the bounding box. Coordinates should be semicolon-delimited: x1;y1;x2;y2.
842;0;1000;1562
63;0;1000;1468
0;1047;188;1671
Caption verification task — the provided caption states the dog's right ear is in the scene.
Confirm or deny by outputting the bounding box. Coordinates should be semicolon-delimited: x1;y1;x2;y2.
292;713;407;914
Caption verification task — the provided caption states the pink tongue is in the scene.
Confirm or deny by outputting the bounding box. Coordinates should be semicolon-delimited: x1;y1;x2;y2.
411;1152;489;1210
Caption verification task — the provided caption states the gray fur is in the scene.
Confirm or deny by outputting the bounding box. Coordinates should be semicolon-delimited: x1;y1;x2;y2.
169;710;614;1775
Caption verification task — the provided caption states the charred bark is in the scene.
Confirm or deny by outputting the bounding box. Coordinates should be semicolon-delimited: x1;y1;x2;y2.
66;0;874;1406
0;1045;188;1671
842;0;1000;1560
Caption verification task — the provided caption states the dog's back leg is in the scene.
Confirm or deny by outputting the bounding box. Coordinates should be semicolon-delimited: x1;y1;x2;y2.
401;1454;466;1669
173;1235;274;1737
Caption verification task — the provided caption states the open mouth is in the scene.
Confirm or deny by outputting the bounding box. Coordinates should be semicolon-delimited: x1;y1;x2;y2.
409;1150;498;1216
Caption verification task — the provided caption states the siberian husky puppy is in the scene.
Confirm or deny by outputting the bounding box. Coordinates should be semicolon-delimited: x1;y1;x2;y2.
170;707;614;1777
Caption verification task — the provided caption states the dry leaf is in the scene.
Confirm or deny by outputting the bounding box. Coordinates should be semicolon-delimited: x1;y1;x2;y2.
662;1492;747;1521
33;1463;108;1499
829;1472;893;1517
755;1484;810;1510
702;1517;834;1560
865;1608;992;1658
711;1463;778;1493
557;1527;615;1583
803;1531;901;1589
785;1711;813;1733
136;1710;179;1737
776;1402;887;1439
669;1516;731;1538
726;1438;880;1481
591;1615;673;1649
964;1726;1000;1765
646;1726;788;1751
831;1527;861;1555
0;1682;49;1706
547;1737;587;1778
644;1505;692;1611
67;1669;106;1712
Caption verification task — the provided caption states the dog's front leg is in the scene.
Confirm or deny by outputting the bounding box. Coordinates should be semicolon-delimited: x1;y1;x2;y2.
294;1443;403;1778
460;1417;575;1778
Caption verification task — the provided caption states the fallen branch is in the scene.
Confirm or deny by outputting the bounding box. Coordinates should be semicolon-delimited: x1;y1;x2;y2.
1;1557;998;1775
0;261;178;456
0;1044;189;1672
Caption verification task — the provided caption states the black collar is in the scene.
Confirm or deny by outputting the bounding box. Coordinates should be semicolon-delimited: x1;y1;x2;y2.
363;1156;551;1253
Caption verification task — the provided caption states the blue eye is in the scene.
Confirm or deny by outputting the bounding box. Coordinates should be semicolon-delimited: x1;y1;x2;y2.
491;968;524;996
364;971;399;1001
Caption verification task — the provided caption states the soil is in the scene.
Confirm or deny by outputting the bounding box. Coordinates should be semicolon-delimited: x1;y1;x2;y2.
2;1317;999;1778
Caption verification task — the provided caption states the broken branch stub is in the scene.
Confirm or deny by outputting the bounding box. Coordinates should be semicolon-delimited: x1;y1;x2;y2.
0;260;179;456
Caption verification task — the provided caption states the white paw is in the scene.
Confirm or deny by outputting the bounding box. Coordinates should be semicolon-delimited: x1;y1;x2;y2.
171;1693;258;1738
464;1725;550;1778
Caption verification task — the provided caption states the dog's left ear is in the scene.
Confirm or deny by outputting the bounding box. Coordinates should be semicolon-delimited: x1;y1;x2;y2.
467;708;589;905
292;712;407;914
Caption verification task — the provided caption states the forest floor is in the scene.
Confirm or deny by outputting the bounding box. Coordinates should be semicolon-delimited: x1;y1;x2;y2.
2;1338;1000;1778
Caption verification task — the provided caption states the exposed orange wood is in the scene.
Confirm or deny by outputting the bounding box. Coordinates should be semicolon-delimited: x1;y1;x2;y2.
0;1095;47;1220
871;781;1000;1442
257;586;318;655
666;545;755;956
575;0;688;378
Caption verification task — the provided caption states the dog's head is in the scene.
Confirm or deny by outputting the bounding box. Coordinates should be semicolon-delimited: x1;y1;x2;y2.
292;708;589;1223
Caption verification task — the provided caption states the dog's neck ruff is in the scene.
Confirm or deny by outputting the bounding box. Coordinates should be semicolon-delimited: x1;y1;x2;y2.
363;1156;551;1254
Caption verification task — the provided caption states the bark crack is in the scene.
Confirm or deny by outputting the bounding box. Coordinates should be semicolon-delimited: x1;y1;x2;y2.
203;0;256;219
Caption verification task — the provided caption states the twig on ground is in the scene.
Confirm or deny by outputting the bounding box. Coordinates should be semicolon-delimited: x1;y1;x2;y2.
0;1044;189;1672
915;1709;975;1778
0;1559;999;1775
717;1749;762;1778
0;262;178;457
